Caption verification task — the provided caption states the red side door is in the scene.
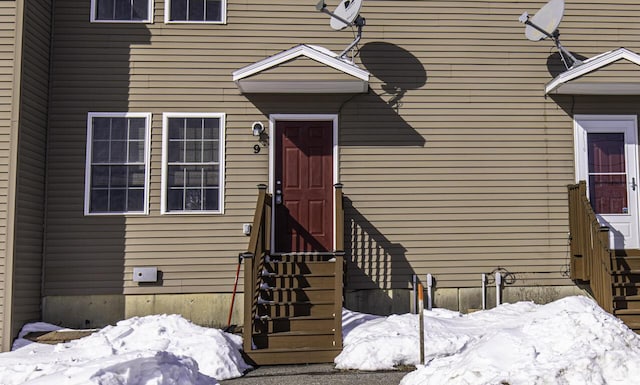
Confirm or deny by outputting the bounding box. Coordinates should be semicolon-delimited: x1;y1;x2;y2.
274;120;334;253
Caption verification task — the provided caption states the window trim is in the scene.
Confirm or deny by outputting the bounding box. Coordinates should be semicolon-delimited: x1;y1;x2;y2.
84;112;152;216
90;0;154;23
161;112;226;215
163;0;227;24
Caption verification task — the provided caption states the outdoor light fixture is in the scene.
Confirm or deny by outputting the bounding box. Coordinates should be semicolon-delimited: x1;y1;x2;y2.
252;121;265;136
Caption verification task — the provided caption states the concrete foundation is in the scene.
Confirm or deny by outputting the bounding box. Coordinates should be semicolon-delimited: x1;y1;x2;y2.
42;285;589;330
42;293;243;329
345;285;590;315
43;294;125;329
125;293;243;328
345;289;412;315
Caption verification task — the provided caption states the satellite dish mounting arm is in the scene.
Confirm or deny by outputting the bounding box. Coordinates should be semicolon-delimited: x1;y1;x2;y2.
519;12;582;69
316;0;352;26
338;15;365;59
316;0;366;60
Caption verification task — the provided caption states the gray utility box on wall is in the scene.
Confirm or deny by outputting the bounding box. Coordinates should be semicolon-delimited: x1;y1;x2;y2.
133;267;158;282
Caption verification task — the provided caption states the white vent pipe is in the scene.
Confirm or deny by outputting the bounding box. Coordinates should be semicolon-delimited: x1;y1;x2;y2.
425;273;433;310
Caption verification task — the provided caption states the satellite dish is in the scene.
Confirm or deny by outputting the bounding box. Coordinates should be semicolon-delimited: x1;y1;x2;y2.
519;0;582;70
330;0;363;30
316;0;366;60
525;0;564;41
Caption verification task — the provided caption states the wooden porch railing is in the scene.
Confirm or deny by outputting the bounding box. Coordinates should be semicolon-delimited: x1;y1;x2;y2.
568;181;614;313
333;183;345;350
242;184;271;352
242;183;346;357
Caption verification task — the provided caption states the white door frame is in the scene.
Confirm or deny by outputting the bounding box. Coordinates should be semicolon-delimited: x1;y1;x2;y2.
268;114;339;252
574;114;640;249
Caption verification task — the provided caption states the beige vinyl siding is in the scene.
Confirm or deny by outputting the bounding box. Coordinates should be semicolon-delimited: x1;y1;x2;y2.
43;0;640;299
11;0;51;343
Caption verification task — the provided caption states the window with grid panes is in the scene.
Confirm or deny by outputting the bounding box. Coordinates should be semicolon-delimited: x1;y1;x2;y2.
163;113;224;213
85;113;150;214
165;0;225;23
91;0;152;22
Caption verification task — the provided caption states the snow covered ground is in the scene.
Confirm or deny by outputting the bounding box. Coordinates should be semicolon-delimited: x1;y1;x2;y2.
338;296;640;385
1;295;639;385
0;314;250;385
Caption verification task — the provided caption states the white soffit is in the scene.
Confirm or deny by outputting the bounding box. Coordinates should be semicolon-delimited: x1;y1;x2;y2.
545;48;640;95
232;44;370;94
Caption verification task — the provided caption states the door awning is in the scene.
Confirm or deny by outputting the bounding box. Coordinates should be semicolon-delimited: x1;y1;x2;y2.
546;48;640;95
232;44;370;94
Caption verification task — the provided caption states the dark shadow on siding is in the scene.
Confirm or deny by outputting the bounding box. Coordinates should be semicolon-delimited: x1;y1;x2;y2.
342;196;415;315
11;0;53;345
245;90;426;147
550;94;640;117
43;1;151;329
358;41;427;111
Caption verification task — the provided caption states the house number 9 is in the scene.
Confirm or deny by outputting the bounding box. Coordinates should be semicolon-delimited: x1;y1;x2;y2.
253;144;261;154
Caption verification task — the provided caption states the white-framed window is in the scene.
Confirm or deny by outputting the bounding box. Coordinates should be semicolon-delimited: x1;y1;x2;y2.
161;113;225;214
91;0;153;23
164;0;226;24
85;113;151;215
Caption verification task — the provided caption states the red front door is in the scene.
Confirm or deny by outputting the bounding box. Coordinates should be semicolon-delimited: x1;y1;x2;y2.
274;120;334;253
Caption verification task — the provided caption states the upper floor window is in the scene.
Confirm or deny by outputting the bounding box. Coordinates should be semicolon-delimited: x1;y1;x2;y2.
85;113;151;215
91;0;153;23
165;0;226;23
162;113;225;214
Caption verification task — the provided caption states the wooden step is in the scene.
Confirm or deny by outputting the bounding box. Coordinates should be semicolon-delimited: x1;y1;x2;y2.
612;282;640;296
257;302;335;318
622;322;640;332
261;275;335;289
611;270;640;284
613;295;640;310
263;261;336;275
254;316;336;334
613;309;640;325
269;254;338;262
253;331;337;349
612;269;640;275
242;347;341;366
243;253;342;366
612;256;640;270
259;288;335;303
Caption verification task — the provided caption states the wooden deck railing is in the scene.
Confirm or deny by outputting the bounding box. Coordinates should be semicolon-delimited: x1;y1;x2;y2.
333;183;345;350
242;184;271;352
242;183;346;355
568;181;614;313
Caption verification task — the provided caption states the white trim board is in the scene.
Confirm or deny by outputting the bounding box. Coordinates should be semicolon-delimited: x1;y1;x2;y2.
546;48;640;95
232;45;370;93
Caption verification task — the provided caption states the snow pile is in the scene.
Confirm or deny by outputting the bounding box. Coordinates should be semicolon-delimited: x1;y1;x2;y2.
11;321;63;350
0;314;251;385
336;296;640;385
2;295;640;385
